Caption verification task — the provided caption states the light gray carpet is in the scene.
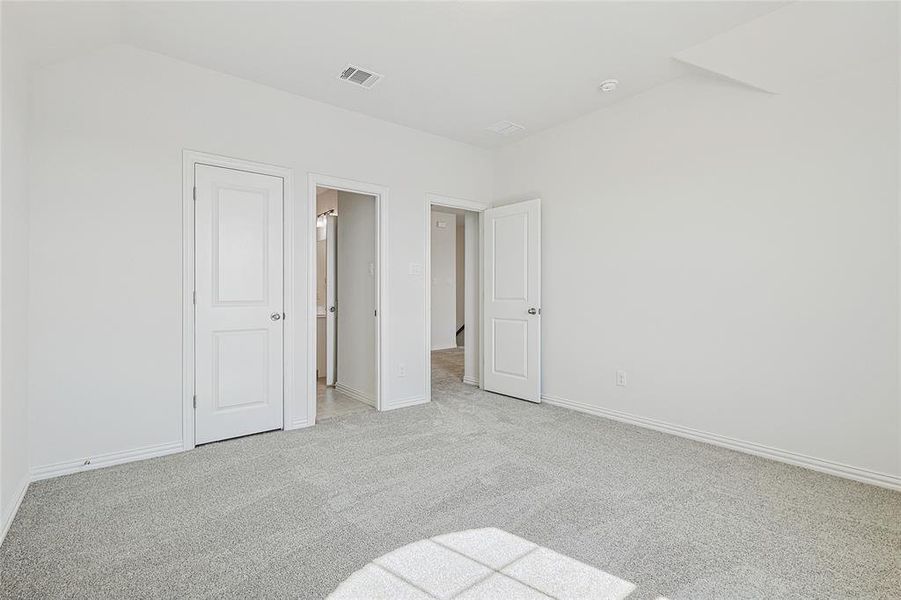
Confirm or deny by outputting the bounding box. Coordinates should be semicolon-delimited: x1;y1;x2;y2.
2;348;899;599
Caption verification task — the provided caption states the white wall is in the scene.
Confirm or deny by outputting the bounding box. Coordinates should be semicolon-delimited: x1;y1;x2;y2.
27;44;491;472
430;211;457;350
1;6;32;538
494;58;900;477
336;191;376;404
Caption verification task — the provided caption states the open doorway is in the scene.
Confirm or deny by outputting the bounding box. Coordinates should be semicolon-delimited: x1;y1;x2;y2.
314;185;378;421
428;201;482;394
426;196;542;405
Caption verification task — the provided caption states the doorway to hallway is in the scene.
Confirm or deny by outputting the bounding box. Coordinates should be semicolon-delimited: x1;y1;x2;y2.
428;204;481;393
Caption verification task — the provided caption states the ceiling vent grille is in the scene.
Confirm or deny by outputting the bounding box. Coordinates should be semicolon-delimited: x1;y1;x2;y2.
486;120;525;136
338;64;383;89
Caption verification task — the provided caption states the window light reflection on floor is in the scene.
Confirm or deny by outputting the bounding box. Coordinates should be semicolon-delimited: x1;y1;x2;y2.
327;527;637;600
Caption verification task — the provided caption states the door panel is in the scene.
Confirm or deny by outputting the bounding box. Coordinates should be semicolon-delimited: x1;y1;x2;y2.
214;187;269;304
195;164;284;444
483;199;541;402
492;319;528;377
492;212;529;301
213;329;269;409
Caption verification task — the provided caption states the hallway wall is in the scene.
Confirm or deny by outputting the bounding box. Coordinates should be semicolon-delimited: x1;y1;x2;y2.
430;211;457;350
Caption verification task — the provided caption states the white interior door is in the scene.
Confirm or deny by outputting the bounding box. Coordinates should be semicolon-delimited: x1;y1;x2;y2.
325;214;338;386
483;199;541;402
194;164;284;444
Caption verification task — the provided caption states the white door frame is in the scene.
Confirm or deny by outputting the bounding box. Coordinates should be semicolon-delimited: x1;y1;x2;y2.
308;173;388;424
425;193;489;403
182;150;295;451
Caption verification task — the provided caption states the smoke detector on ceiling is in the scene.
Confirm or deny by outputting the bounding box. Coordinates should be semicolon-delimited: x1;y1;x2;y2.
486;120;525;136
338;64;383;89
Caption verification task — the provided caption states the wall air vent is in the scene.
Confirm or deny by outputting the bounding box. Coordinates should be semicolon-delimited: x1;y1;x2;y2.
338;64;383;89
486;120;525;136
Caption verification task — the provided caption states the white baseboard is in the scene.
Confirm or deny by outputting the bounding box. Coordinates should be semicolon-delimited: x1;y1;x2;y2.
542;394;901;492
286;418;312;430
462;375;480;386
336;382;376;407
30;440;184;482
382;396;429;411
0;478;29;547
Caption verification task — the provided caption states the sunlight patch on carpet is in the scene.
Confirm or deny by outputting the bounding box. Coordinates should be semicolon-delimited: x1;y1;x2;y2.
327;527;636;599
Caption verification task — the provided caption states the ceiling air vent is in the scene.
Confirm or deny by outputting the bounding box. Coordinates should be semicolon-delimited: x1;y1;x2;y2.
338;64;383;89
486;120;525;136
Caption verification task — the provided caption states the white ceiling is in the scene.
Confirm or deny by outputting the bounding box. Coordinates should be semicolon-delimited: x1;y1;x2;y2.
8;1;793;148
675;2;899;95
10;2;900;148
119;1;785;148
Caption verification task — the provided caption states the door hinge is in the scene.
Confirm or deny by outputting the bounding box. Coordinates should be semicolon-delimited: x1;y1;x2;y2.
192;394;197;409
192;291;196;305
374;309;378;317
192;186;197;201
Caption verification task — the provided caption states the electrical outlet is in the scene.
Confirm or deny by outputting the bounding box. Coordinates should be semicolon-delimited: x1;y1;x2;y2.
616;370;627;387
398;363;406;377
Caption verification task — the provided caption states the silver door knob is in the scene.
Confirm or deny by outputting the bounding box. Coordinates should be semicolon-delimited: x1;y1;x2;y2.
329;306;336;313
528;308;538;315
270;313;281;321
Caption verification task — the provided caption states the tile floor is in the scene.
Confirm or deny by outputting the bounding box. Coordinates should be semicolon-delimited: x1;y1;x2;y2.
317;378;373;421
